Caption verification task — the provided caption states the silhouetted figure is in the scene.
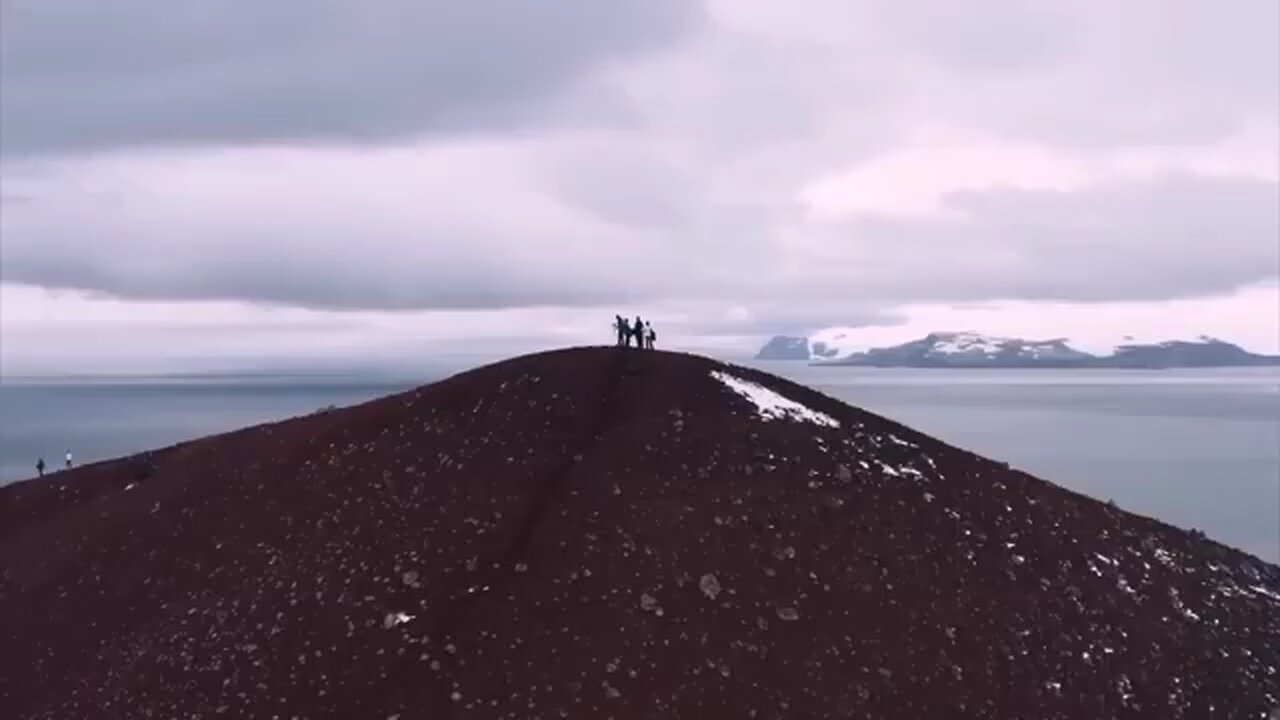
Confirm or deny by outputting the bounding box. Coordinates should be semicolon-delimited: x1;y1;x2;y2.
632;316;644;349
64;450;73;469
646;323;657;350
36;458;45;477
614;315;628;347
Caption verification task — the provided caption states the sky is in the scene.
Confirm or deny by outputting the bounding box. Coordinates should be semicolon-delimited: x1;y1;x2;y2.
1;0;1277;374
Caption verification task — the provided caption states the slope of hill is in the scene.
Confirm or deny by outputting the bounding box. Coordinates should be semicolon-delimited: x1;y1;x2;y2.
755;330;1280;368
2;347;1277;718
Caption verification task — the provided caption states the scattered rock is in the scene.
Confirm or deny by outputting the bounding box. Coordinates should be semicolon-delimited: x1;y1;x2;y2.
699;574;722;600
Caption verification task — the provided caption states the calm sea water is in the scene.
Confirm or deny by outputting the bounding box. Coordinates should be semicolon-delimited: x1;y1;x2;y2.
2;364;1277;563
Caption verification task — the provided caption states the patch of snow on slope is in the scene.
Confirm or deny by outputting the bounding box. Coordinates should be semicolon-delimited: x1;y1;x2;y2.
928;332;1008;356
383;612;415;628
1018;341;1082;360
1249;585;1280;603
926;331;1089;359
1070;333;1219;356
711;370;839;428
877;461;901;477
1218;579;1280;605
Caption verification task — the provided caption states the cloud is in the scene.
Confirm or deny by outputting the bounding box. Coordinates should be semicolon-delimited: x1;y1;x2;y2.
802;173;1280;304
865;0;1081;71
0;142;675;310
0;0;1277;354
0;0;699;157
874;0;1280;146
6;138;1273;313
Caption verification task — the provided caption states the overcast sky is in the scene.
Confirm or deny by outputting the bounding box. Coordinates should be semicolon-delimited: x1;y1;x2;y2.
2;0;1277;373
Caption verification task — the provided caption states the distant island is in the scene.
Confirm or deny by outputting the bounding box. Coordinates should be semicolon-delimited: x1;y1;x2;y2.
756;330;1280;369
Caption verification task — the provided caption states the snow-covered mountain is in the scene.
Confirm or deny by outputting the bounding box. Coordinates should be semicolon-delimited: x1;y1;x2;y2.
866;332;1093;365
756;330;1088;362
1098;335;1277;368
755;330;1280;368
757;326;925;360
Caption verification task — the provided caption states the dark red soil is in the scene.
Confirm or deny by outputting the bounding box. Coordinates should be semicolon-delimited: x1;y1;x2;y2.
1;347;1277;719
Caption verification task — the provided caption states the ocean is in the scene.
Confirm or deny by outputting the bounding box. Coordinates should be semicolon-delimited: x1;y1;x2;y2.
2;363;1277;563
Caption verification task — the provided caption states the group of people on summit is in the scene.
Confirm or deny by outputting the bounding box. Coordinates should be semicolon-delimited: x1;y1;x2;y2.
614;315;656;350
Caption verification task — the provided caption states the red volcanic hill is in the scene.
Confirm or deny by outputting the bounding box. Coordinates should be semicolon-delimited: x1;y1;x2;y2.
1;347;1277;719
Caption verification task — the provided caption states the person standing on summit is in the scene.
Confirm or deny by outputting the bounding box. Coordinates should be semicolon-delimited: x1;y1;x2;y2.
632;315;644;349
615;315;628;347
646;322;657;350
65;450;73;469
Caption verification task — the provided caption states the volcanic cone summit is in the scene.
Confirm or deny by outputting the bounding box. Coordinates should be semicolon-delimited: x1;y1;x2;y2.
1;347;1276;718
